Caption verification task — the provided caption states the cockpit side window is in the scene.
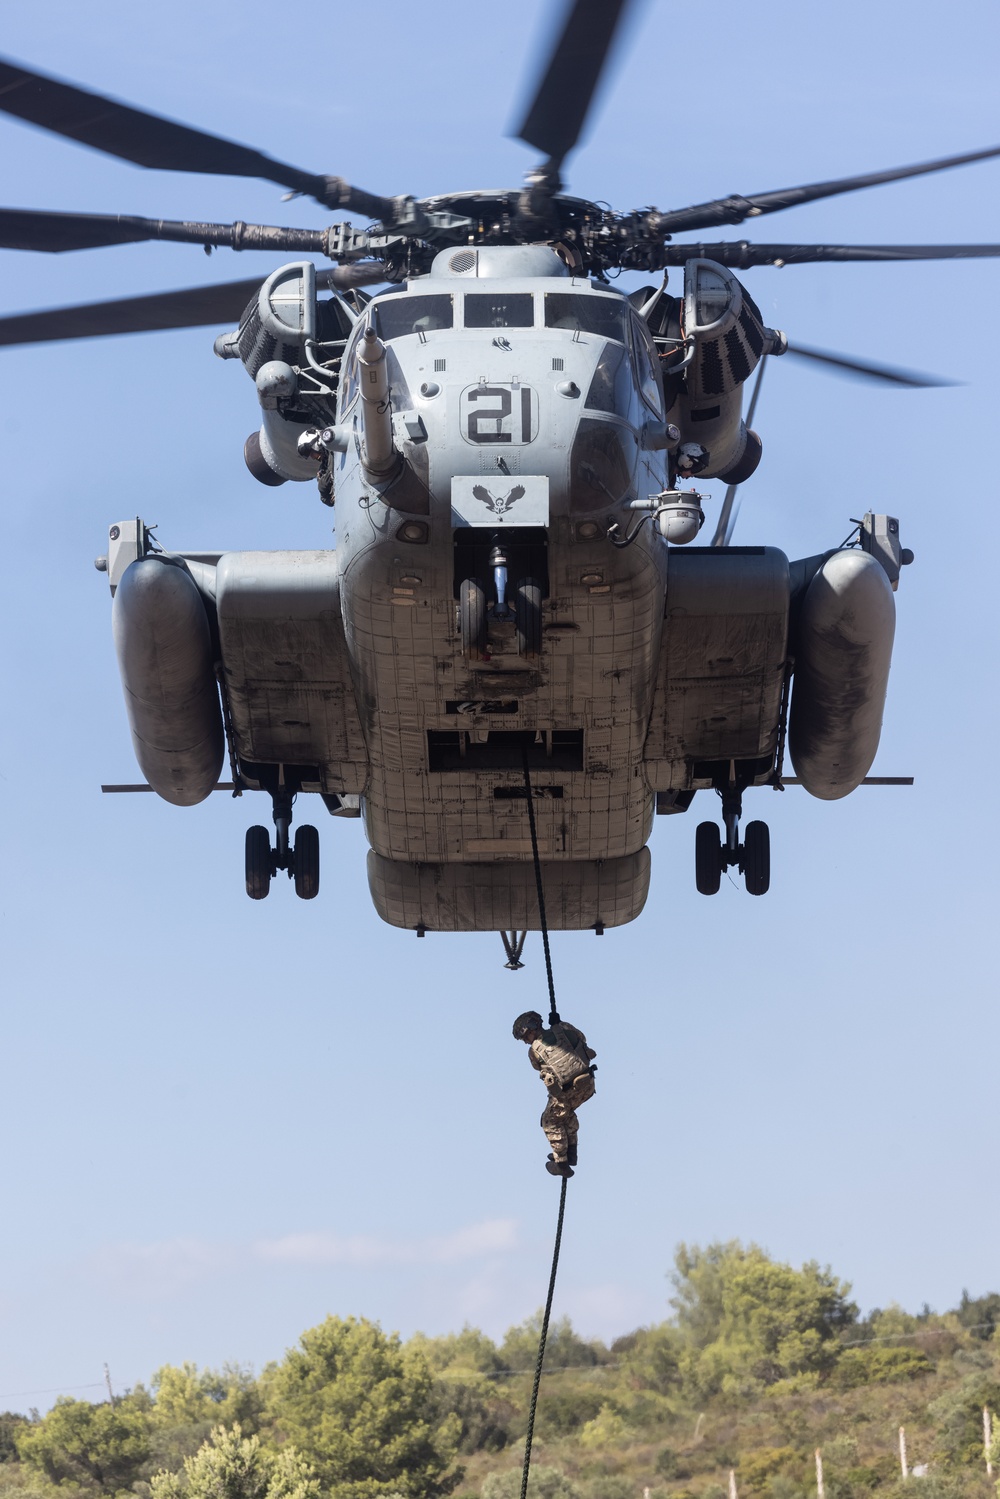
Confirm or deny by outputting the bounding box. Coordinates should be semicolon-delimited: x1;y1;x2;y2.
629;312;665;417
373;294;454;339
338;319;367;417
544;294;628;343
464;293;535;328
585;343;633;418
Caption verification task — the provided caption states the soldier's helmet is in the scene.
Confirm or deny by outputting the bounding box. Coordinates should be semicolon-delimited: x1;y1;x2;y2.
512;1011;544;1040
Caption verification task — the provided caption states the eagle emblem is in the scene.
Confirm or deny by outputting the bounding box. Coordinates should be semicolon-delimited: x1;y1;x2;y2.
471;484;525;516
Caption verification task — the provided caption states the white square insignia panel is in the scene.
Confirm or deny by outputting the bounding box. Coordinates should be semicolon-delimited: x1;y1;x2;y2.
451;474;549;527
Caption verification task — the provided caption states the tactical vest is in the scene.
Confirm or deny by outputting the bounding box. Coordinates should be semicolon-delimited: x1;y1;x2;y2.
533;1023;592;1090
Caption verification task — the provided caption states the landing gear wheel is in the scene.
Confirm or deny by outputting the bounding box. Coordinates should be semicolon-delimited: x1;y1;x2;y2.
742;820;770;896
515;577;542;658
245;825;273;900
293;824;320;900
695;821;723;895
459;577;487;660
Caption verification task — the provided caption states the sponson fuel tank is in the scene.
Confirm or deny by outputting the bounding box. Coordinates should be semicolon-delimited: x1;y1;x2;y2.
789;550;895;800
112;558;224;805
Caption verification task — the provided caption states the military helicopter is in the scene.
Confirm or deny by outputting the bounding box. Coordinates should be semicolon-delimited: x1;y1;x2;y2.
1;0;997;941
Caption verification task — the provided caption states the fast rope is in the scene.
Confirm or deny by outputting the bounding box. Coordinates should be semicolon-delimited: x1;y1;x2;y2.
522;750;559;1027
517;747;568;1499
518;1172;568;1499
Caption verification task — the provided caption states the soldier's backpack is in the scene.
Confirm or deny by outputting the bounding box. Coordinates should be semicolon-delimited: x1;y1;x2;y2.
533;1023;593;1090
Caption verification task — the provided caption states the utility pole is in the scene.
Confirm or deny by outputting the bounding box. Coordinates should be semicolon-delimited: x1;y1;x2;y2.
985;1407;993;1479
816;1450;825;1499
104;1364;115;1406
729;1470;738;1499
899;1427;909;1480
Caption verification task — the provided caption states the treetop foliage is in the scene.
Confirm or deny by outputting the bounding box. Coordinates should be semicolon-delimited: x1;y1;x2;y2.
150;1425;318;1499
261;1316;460;1499
670;1242;858;1395
2;1244;997;1499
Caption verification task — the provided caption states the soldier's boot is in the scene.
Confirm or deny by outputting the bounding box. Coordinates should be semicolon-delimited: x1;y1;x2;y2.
567;1142;578;1167
546;1155;574;1178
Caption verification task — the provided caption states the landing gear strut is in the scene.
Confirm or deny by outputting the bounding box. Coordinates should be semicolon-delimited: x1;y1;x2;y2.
245;787;320;900
695;786;770;896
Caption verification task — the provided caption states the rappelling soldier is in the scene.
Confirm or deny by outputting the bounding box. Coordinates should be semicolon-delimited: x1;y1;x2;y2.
512;1011;596;1178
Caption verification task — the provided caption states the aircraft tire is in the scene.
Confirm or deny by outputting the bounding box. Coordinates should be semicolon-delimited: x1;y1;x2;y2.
515;577;543;658
459;578;488;660
246;825;273;900
293;825;320;899
695;822;722;895
743;820;770;896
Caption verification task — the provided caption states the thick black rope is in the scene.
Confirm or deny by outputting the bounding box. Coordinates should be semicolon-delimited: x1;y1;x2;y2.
517;747;569;1499
522;750;559;1026
518;1173;568;1499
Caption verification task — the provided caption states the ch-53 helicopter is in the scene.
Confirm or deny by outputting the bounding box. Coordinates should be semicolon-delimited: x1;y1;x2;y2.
1;0;997;944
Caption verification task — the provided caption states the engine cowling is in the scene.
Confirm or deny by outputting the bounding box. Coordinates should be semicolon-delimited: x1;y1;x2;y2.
654;259;781;482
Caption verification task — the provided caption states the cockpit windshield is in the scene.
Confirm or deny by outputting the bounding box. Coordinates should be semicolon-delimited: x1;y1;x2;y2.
464;293;535;328
373;294;454;339
544;294;628;343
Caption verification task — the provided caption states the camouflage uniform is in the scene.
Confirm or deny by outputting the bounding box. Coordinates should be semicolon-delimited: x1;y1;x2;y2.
528;1020;597;1165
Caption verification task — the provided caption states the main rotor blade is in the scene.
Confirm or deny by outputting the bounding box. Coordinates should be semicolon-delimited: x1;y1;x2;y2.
0;57;331;199
515;0;631;167
0;207;327;254
658;241;1000;267
651;144;1000;235
0;58;400;220
0;278;267;345
783;343;956;387
0;262;390;347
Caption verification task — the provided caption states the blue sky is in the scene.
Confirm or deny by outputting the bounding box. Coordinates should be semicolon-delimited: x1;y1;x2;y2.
1;0;998;1413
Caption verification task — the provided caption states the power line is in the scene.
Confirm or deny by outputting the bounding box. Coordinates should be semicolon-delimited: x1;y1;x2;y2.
0;1382;105;1400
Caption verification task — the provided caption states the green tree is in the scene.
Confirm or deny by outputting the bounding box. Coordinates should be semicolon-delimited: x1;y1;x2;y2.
0;1416;26;1466
612;1324;683;1395
151;1425;317;1499
16;1396;150;1494
264;1317;460;1499
498;1316;608;1374
481;1467;578;1499
955;1289;1000;1341
830;1346;932;1389
151;1365;264;1435
406;1330;513;1455
929;1375;1000;1469
139;1364;265;1478
670;1241;857;1396
407;1329;505;1378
